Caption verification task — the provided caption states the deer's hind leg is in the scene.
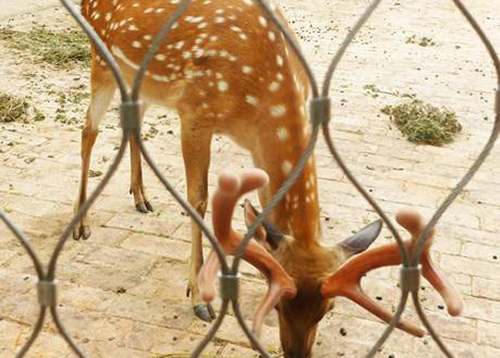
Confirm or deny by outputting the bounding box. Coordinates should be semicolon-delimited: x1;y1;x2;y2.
73;62;116;240
129;103;154;213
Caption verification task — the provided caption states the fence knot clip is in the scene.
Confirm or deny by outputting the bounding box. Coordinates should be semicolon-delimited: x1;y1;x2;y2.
310;96;331;127
120;101;142;132
219;272;240;301
496;88;500;115
37;279;57;307
399;265;421;293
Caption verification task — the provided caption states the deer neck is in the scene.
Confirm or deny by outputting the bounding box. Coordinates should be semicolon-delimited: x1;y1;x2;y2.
254;117;321;249
282;155;321;248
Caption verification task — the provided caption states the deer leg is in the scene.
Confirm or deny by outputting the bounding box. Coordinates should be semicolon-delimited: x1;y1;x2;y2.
129;104;154;213
180;121;215;322
73;68;116;240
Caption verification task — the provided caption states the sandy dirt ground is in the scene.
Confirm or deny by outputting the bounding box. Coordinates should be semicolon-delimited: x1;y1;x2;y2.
0;0;499;357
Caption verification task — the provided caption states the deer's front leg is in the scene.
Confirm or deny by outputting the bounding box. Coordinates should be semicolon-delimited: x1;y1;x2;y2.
180;120;215;322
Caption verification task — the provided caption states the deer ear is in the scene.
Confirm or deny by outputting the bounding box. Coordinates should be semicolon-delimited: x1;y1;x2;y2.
244;200;285;250
337;219;383;258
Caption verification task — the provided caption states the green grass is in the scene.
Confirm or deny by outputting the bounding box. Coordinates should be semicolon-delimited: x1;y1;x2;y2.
0;26;90;69
382;99;462;146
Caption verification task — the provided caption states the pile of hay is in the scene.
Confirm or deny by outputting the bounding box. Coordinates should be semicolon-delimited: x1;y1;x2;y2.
382;99;462;146
0;94;45;123
0;26;90;69
0;94;30;123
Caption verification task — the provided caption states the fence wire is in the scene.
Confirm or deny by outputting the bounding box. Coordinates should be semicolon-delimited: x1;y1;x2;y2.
0;0;498;358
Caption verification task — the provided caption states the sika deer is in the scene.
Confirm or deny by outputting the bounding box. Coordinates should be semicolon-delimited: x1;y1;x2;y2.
77;0;313;321
199;169;464;358
75;1;464;356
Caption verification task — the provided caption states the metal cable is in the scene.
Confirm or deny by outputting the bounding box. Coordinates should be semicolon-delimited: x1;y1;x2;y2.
15;307;47;358
320;0;410;265
363;289;410;358
252;0;319;98
412;290;454;358
47;133;129;280
189;300;229;358
232;299;274;358
232;124;321;273
412;0;500;266
135;131;229;273
60;0;129;101
132;0;194;100
3;1;498;358
0;209;44;278
51;305;89;358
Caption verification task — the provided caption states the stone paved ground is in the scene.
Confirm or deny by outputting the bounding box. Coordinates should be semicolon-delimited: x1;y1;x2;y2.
0;0;499;357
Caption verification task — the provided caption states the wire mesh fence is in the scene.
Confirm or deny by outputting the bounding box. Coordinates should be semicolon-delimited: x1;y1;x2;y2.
0;0;499;358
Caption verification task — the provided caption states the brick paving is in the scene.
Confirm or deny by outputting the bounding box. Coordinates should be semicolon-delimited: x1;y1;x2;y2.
0;0;499;357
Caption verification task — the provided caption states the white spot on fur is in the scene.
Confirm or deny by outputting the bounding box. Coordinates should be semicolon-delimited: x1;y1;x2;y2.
268;31;276;42
111;46;140;70
151;74;170;82
242;66;253;74
277;55;284;66
277;127;289;141
245;95;258;105
269;82;280;92
270;104;286;117
155;54;166;61
282;161;293;175
218;81;228;92
259;16;267;27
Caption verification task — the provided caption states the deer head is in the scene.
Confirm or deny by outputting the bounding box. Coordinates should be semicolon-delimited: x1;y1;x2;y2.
198;169;464;358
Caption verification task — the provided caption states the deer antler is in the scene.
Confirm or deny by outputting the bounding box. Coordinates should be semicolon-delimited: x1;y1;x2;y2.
198;169;297;338
321;208;464;337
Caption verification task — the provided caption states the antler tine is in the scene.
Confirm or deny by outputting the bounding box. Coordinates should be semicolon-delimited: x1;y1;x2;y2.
321;238;426;337
321;208;463;337
396;209;464;317
198;169;297;338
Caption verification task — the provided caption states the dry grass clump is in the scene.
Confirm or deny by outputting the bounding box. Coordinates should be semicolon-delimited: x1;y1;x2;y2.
0;94;30;123
0;94;45;123
406;35;436;47
382;99;462;146
0;26;90;69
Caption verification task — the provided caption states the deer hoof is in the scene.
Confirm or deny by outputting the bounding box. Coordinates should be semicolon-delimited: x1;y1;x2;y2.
194;304;216;322
144;200;154;212
73;225;91;241
135;202;149;213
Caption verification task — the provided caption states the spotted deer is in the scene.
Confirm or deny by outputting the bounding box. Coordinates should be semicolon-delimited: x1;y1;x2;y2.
77;0;313;320
76;1;464;357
